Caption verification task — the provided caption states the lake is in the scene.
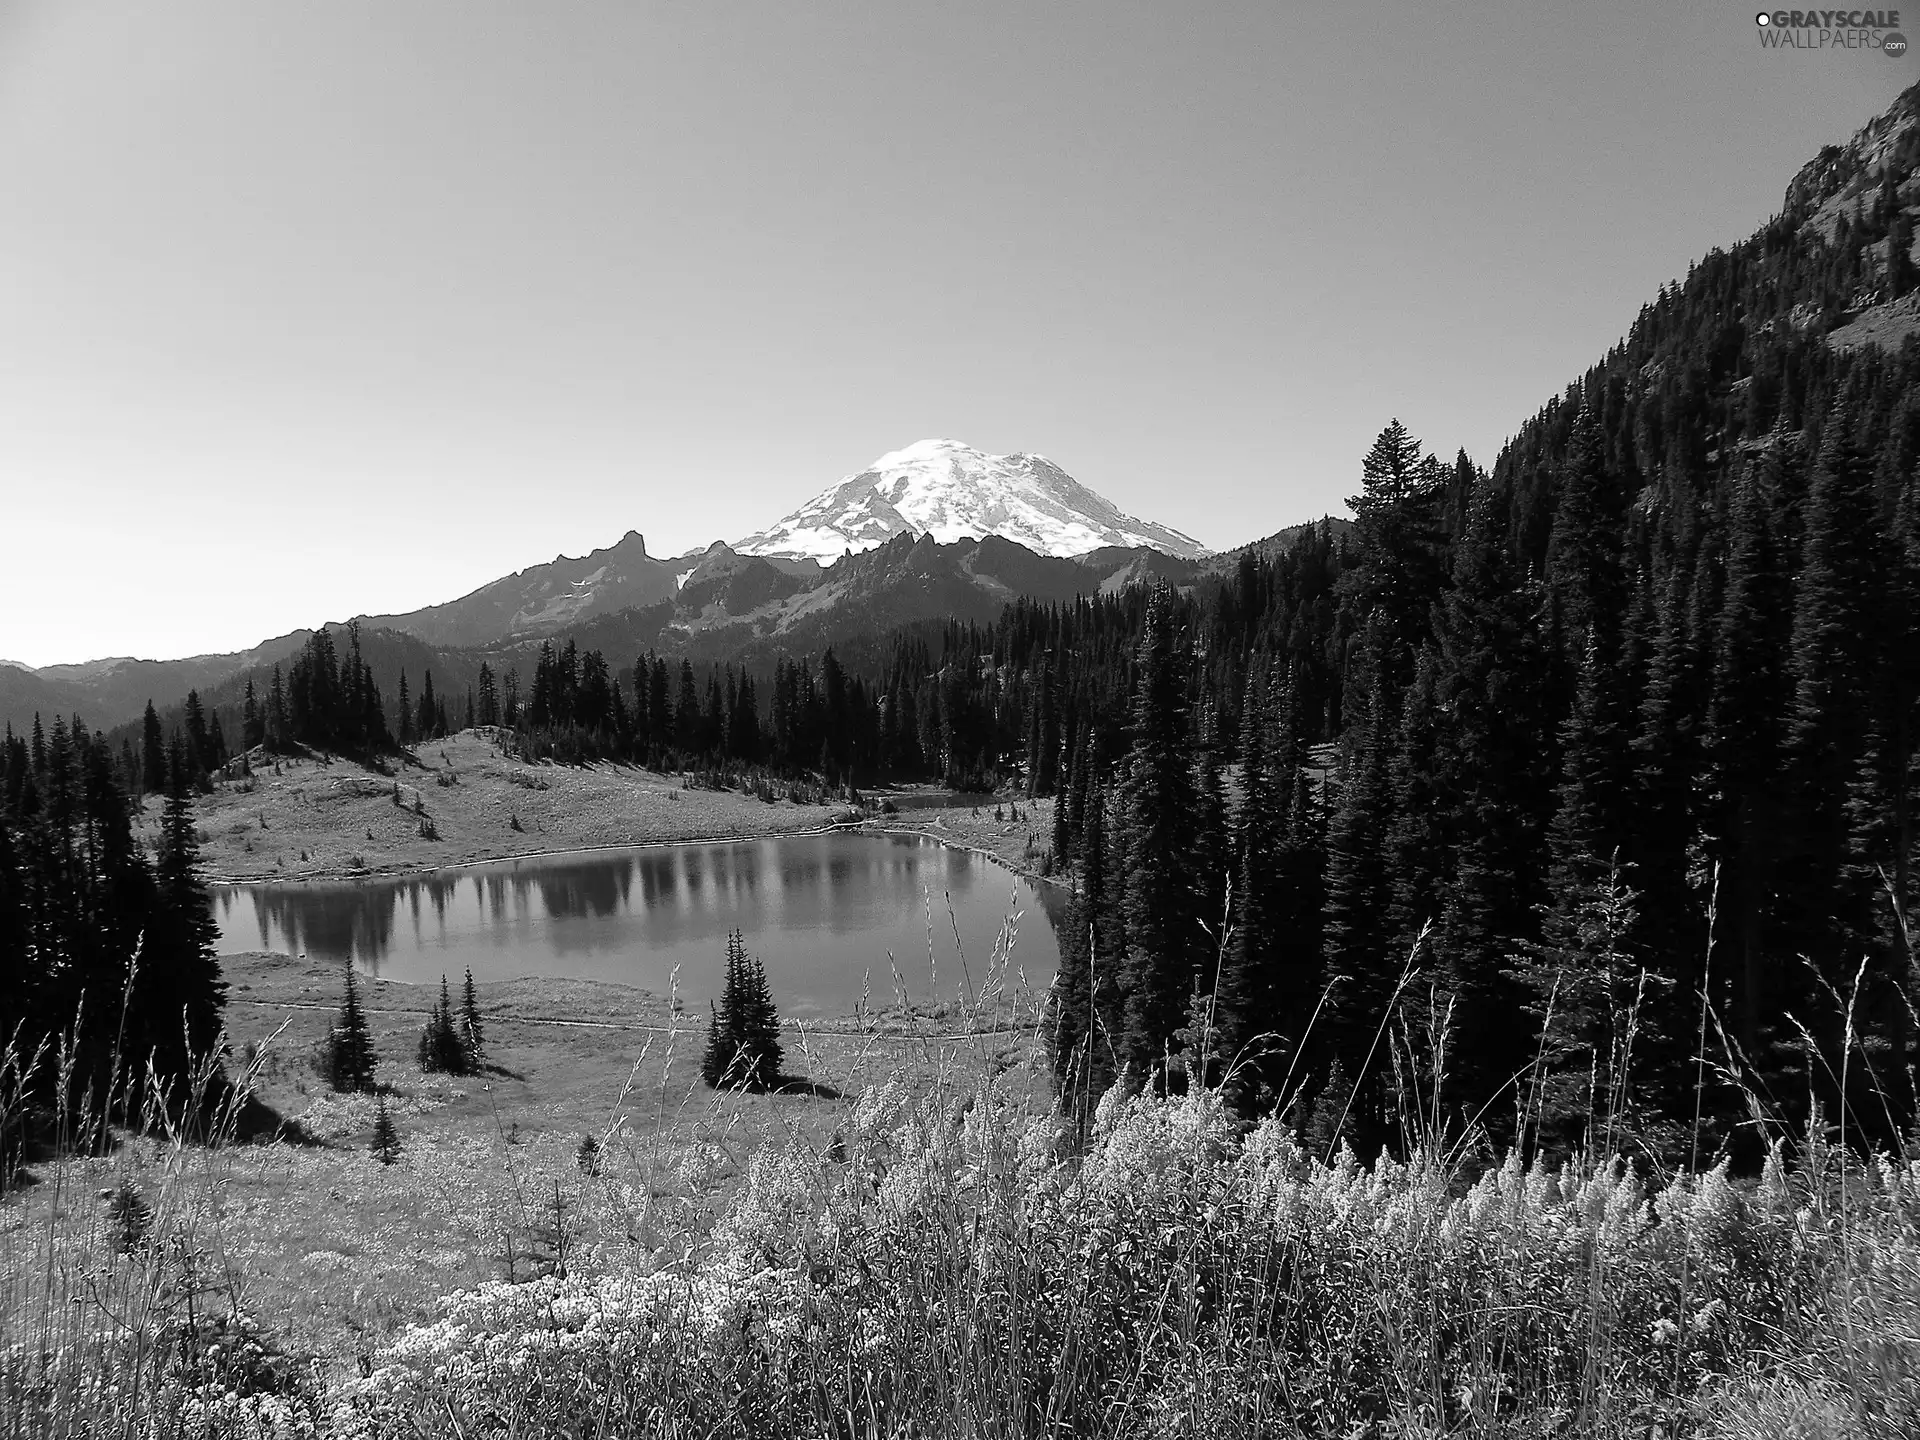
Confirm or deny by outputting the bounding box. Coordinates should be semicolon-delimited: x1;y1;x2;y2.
211;832;1064;1018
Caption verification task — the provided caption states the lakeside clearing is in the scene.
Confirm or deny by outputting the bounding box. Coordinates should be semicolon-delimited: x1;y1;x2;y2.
133;730;1060;888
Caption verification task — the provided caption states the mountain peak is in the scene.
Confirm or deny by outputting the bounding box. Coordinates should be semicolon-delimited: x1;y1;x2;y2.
734;439;1207;564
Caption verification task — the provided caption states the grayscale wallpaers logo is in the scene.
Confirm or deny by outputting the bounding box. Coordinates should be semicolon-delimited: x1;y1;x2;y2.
1756;9;1908;52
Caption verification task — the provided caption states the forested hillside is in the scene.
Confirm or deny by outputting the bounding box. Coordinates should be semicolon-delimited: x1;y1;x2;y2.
962;84;1920;1158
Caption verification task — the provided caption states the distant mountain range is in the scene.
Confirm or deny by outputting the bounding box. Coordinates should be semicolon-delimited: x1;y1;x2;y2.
1;439;1321;736
0;636;312;740
355;439;1212;650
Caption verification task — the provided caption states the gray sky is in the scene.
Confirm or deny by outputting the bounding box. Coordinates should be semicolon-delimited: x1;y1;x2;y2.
1;1;1913;666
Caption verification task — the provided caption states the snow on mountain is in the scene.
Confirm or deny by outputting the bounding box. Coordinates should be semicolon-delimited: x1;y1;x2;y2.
733;439;1208;564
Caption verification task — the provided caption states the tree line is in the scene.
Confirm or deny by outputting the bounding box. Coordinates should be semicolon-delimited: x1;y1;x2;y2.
1023;385;1920;1160
0;714;225;1148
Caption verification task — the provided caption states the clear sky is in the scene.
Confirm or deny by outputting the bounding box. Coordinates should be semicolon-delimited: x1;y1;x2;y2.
0;1;1913;666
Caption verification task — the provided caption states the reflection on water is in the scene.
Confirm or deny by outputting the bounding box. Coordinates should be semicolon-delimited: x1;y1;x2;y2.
212;833;1062;1016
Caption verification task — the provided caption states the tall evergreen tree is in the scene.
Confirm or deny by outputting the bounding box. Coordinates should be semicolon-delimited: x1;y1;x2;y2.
461;967;485;1065
396;671;413;745
242;679;265;751
701;930;782;1090
477;663;500;728
1704;454;1794;1067
136;745;227;1104
141;702;166;795
1117;588;1204;1079
1047;781;1123;1126
1780;398;1882;1043
326;965;377;1093
1213;674;1282;1100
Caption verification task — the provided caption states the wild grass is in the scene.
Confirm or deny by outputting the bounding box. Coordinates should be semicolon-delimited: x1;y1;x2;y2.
2;910;1918;1438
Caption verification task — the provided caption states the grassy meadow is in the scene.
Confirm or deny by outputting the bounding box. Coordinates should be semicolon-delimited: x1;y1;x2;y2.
1;946;1048;1368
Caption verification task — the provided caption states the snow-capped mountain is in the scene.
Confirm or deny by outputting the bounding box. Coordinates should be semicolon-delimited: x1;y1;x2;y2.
733;439;1208;564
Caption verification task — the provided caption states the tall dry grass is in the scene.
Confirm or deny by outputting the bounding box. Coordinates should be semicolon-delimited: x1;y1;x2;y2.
0;1023;326;1438
1;898;1917;1440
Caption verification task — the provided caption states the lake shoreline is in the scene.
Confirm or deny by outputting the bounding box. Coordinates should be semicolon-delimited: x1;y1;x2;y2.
206;817;1069;894
212;826;1063;1025
202;821;853;887
178;732;1064;893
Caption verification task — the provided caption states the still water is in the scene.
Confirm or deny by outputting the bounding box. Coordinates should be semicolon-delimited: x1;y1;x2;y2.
211;832;1064;1017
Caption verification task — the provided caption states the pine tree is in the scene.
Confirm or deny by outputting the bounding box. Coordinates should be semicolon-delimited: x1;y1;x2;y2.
1341;418;1450;696
460;967;485;1067
1047;781;1125;1126
1380;650;1446;960
1218;672;1324;1111
416;672;438;744
141;702;166;795
417;974;469;1075
1320;661;1395;1096
701;931;782;1090
1191;708;1231;962
182;691;210;782
134;745;227;1101
1117;588;1204;1080
1425;478;1556;1122
242;679;265;751
700;997;731;1089
371;1095;400;1165
1704;454;1794;1066
327;964;376;1092
739;948;783;1090
1543;629;1634;917
477;663;500;728
1625;556;1709;1105
1780;398;1882;1045
1545;405;1624;666
267;665;289;749
1213;677;1277;1100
